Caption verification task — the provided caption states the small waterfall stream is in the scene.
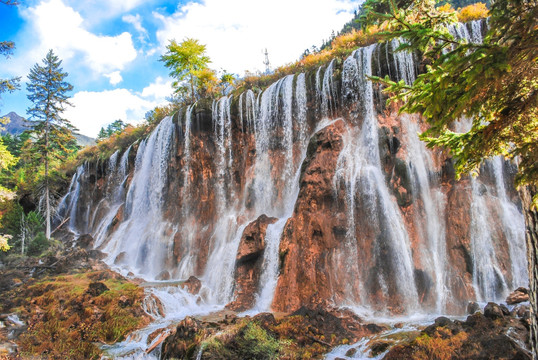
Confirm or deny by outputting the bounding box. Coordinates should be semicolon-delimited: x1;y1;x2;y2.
336;45;419;311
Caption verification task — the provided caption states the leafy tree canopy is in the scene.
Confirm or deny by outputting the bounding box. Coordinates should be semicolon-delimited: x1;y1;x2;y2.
363;0;537;206
160;38;211;102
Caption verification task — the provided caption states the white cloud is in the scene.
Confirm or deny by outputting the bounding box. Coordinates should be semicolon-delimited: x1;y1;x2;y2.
66;0;146;23
105;71;123;85
123;13;148;37
141;76;173;100
23;0;137;75
154;0;356;74
65;77;172;137
65;89;153;137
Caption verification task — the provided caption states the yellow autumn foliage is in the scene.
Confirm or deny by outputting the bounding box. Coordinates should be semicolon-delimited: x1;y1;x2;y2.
458;3;489;22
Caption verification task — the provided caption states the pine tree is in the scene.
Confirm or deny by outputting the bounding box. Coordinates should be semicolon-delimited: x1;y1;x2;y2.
26;49;75;240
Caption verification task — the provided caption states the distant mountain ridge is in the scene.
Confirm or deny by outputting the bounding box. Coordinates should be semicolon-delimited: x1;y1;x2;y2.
1;111;30;135
1;111;95;147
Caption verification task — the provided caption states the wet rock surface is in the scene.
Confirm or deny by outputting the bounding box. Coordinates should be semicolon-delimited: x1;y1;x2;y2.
506;287;530;305
181;275;202;295
227;214;277;311
273;120;347;312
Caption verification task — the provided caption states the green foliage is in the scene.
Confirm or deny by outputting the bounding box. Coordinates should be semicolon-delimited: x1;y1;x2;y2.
27;231;49;256
26;49;77;161
0;138;17;172
365;0;538;205
221;72;235;85
237;322;280;360
0;40;21;98
97;120;128;141
160;38;211;102
2;132;30;159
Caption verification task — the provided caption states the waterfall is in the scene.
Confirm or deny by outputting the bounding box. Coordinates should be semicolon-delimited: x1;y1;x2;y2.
470;177;509;301
182;105;194;202
295;73;308;148
321;60;336;119
252;217;289;312
490;157;528;288
213;96;235;210
55;21;530;358
448;19;483;43
101;116;177;278
402;115;447;313
391;39;416;85
336;45;419;311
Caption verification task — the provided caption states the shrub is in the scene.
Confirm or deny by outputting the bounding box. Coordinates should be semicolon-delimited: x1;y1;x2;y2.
458;3;489;22
237;322;280;360
28;231;49;256
413;328;468;360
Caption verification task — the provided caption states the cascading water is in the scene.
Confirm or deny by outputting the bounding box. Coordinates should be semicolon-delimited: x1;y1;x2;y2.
101;116;177;279
336;45;419;311
402;115;448;313
55;19;528;357
490;157;528;288
469;176;509;301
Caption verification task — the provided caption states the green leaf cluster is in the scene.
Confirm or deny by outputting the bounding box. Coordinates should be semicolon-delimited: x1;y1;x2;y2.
160;38;211;103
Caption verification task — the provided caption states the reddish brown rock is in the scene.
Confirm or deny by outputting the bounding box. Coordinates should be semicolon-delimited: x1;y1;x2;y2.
227;214;277;311
181;276;202;295
507;287;530;305
273;120;347;313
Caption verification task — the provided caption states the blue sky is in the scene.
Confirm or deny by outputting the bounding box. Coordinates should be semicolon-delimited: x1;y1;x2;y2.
0;0;358;137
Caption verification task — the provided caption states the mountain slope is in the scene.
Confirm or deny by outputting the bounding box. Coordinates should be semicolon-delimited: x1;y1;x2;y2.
1;111;95;147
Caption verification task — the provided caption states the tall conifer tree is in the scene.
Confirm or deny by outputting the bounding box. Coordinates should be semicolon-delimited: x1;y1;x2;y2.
26;49;75;240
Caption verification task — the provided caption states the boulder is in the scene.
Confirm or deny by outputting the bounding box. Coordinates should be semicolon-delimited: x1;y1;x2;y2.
506;287;529;305
181;276;201;295
467;301;480;314
85;282;109;297
484;302;504;320
77;234;94;249
156;270;170;281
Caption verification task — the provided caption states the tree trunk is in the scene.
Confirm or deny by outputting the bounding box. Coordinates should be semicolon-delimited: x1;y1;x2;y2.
520;185;538;359
45;116;51;240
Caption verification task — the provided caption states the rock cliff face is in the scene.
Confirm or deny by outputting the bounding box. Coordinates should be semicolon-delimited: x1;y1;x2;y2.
57;20;528;317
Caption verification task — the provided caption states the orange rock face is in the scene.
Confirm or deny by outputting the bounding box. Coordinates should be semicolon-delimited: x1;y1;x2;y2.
273;119;348;312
